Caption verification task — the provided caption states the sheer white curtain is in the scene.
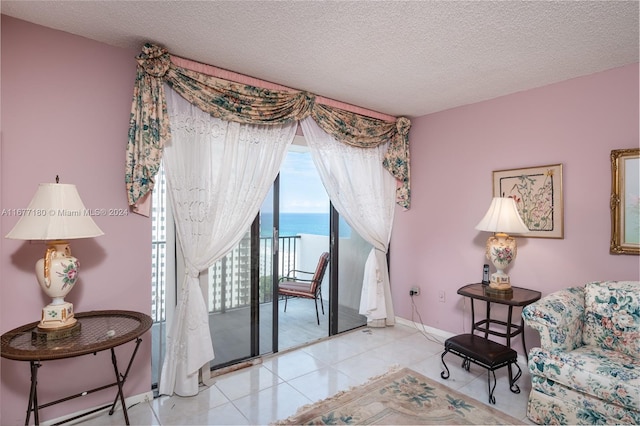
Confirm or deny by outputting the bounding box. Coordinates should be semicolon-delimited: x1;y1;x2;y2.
300;117;396;327
159;87;297;396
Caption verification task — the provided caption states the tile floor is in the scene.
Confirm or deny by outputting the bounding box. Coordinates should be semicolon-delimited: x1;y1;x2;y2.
76;322;533;425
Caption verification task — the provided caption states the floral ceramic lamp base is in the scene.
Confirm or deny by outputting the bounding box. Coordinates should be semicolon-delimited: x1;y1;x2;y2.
35;241;79;330
486;233;518;292
39;302;76;330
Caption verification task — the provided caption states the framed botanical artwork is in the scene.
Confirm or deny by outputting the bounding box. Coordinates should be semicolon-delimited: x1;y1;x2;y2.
492;164;564;238
610;148;639;255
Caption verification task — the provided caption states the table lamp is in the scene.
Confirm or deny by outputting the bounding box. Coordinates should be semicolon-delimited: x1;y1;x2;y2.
475;197;529;294
5;177;104;332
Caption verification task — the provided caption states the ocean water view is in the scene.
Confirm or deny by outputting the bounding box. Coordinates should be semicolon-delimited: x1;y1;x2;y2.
260;212;351;238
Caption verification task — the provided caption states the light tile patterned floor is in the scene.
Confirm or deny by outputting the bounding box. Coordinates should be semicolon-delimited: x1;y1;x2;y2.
75;322;533;425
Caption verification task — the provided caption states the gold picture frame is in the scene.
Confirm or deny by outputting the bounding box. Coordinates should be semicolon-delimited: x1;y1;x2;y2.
492;164;564;238
610;148;639;255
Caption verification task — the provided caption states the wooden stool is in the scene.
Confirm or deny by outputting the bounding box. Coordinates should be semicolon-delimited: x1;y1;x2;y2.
441;333;521;404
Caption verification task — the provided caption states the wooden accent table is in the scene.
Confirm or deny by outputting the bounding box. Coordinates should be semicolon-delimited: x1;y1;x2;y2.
457;283;541;357
1;310;152;425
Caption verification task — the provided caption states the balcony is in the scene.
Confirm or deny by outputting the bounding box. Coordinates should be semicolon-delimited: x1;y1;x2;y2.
151;234;365;385
152;235;307;323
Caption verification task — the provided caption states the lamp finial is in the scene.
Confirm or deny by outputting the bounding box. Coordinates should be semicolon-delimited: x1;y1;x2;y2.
55;175;60;184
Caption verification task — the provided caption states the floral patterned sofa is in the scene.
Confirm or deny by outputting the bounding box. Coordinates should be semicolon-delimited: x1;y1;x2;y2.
522;280;639;425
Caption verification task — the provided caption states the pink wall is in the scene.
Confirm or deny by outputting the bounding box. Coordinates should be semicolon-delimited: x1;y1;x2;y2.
1;16;151;424
391;63;640;353
2;12;639;424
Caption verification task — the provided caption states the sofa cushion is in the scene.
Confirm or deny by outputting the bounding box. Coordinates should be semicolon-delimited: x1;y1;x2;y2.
583;281;640;358
528;345;640;411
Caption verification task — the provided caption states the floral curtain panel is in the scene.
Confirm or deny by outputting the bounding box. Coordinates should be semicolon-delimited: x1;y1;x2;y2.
126;43;411;213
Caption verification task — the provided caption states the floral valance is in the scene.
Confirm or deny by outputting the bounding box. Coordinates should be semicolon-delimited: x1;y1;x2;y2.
126;43;411;210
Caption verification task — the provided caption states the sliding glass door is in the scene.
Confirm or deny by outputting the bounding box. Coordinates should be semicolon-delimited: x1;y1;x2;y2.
333;210;370;334
151;137;370;382
206;224;260;369
276;142;331;349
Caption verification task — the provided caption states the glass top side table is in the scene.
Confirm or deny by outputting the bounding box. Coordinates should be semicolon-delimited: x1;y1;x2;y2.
1;310;152;425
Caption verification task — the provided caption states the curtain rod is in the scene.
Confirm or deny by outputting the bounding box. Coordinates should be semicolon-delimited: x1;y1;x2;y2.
171;55;397;122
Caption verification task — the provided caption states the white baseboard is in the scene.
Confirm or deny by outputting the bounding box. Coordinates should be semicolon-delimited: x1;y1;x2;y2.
394;316;529;366
41;390;154;426
395;316;456;340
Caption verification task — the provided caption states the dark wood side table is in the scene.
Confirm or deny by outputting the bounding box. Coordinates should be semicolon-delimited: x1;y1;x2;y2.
1;310;152;426
457;283;541;357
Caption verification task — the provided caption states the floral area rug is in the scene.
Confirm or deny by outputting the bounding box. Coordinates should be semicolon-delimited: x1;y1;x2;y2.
274;367;523;425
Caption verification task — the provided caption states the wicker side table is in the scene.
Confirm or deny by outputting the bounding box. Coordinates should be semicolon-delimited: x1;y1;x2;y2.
1;310;152;426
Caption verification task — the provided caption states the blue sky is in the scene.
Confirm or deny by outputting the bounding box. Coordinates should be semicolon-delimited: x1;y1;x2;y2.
279;150;329;213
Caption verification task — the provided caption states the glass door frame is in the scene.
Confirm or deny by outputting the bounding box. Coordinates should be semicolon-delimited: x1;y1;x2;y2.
329;204;340;336
270;176;338;352
269;174;281;354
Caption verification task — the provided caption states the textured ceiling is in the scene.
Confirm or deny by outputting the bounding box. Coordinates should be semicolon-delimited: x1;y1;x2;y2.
2;1;638;118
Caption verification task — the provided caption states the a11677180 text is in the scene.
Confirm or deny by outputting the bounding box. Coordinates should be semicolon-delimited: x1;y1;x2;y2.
1;208;129;217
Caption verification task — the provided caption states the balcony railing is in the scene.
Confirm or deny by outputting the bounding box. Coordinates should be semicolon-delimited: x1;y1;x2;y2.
150;235;300;323
151;239;166;323
208;235;300;313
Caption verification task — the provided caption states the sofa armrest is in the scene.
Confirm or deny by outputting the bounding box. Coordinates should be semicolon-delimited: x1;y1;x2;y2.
522;286;585;352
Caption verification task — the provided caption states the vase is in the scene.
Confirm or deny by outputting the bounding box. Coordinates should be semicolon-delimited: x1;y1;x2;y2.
35;241;79;330
485;233;517;291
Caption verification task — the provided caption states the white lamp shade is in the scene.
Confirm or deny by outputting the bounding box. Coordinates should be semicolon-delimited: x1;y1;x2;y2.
475;197;529;234
5;183;104;240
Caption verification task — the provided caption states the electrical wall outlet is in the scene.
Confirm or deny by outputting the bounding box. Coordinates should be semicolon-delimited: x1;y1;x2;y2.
410;286;420;296
438;290;446;302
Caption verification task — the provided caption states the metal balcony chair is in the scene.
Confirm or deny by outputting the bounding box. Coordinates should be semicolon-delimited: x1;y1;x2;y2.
278;252;329;325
